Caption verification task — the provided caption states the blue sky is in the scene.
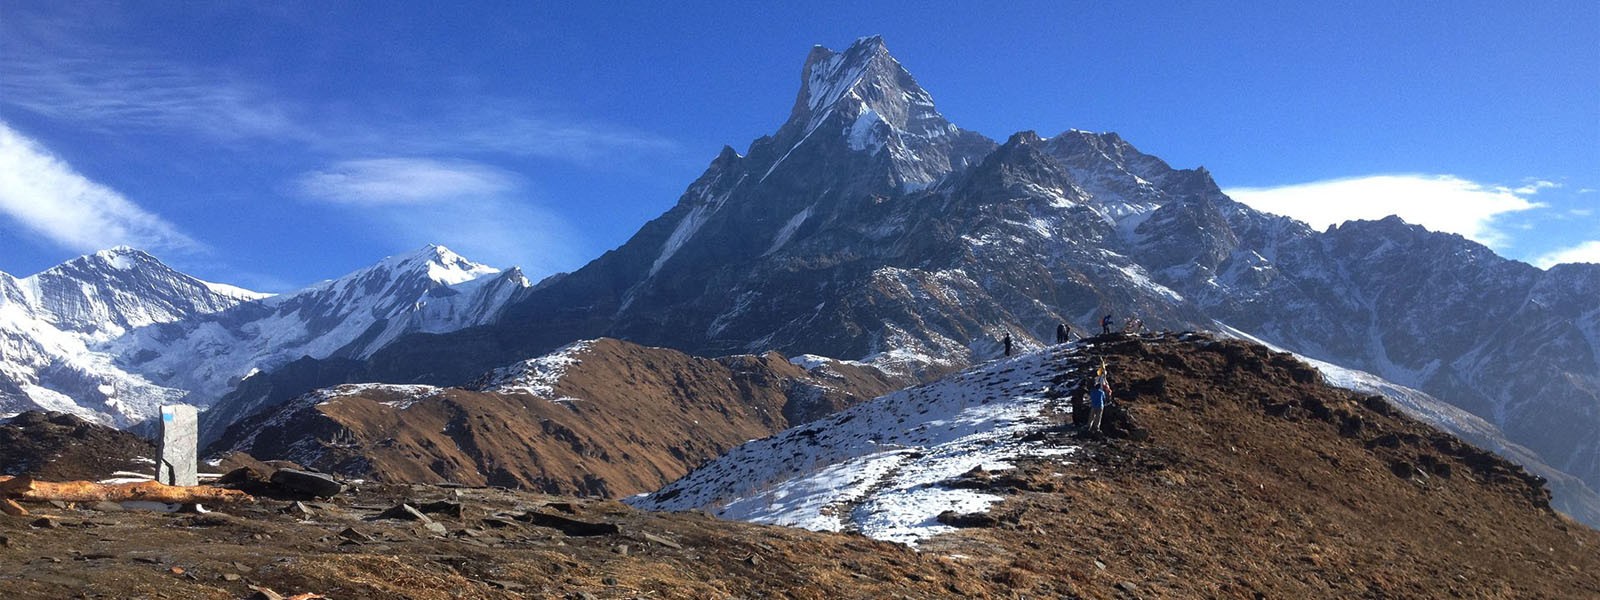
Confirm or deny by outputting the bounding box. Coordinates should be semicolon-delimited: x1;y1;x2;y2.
2;2;1596;292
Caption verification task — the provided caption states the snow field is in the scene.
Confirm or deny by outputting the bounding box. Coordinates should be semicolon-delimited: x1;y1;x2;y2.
634;345;1086;546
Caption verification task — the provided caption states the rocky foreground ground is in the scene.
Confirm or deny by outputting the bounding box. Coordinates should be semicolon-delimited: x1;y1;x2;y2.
3;335;1599;599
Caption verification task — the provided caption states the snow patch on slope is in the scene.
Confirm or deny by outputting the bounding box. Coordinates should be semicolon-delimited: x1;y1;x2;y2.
633;346;1082;546
765;204;815;255
476;340;595;398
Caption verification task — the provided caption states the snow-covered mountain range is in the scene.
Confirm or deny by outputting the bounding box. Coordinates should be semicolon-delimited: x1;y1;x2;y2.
0;245;527;427
226;35;1589;518
3;35;1594;527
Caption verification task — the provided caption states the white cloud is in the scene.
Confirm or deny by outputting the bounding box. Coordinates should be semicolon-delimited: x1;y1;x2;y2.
0;55;305;143
1533;241;1600;269
293;157;583;275
1508;180;1558;195
293;158;519;206
0;121;198;254
1224;174;1544;249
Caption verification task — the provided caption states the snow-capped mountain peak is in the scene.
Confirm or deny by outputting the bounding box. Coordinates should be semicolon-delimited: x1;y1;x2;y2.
1;244;531;430
13;247;261;337
752;36;994;191
374;244;500;287
789;35;955;146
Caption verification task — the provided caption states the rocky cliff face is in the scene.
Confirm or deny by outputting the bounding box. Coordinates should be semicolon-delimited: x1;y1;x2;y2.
1192;216;1600;502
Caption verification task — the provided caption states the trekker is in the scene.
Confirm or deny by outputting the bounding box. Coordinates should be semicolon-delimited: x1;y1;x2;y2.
1056;323;1071;344
1003;333;1013;356
1101;313;1114;335
1088;379;1111;433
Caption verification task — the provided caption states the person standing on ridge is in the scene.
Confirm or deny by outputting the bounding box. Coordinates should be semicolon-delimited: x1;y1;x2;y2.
1056;323;1071;344
1003;333;1013;357
1101;313;1114;336
1087;378;1110;433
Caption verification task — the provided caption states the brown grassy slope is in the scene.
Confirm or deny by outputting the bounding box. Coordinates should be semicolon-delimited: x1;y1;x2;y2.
0;411;156;480
0;483;1025;600
222;338;896;497
920;334;1600;599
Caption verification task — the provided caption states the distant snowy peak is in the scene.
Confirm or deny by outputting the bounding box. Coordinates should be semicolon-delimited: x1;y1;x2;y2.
379;244;500;286
11;246;262;337
284;244;507;316
314;244;499;293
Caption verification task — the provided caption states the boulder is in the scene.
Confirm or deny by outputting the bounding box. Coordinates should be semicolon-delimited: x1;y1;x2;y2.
269;469;344;498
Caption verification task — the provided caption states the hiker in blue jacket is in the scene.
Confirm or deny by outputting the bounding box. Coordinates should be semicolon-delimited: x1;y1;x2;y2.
1100;313;1114;336
1088;378;1111;433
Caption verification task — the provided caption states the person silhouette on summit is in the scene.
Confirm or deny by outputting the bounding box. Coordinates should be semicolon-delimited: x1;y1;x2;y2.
1056;323;1071;344
1003;333;1013;357
1101;313;1114;336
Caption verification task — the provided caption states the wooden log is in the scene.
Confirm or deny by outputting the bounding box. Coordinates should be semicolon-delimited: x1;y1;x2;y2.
0;497;27;516
2;477;252;504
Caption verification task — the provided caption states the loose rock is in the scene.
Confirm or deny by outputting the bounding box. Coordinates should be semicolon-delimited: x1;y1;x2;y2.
270;469;345;498
515;511;620;536
376;503;434;524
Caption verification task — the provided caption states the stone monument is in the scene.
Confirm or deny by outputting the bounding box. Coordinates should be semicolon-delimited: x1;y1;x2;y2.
157;404;199;487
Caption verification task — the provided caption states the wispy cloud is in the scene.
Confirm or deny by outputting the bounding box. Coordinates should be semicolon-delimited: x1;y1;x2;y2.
1;41;678;166
293;158;520;206
1509;180;1558;195
1533;241;1600;269
429;108;681;163
0;53;306;143
0;121;199;254
1224;174;1546;249
292;157;584;274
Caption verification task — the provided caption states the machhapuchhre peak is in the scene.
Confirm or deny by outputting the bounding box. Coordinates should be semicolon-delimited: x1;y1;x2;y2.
2;36;1598;599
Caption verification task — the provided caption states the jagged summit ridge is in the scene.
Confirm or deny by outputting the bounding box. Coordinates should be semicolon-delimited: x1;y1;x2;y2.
761;36;992;190
6;247;262;338
790;35;952;142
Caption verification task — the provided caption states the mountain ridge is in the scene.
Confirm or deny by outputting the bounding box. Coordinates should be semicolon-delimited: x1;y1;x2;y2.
0;244;527;430
187;38;1600;524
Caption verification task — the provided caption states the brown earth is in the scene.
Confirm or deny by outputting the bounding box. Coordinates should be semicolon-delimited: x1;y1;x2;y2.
0;482;1014;600
0;411;157;481
3;334;1597;599
214;338;898;497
